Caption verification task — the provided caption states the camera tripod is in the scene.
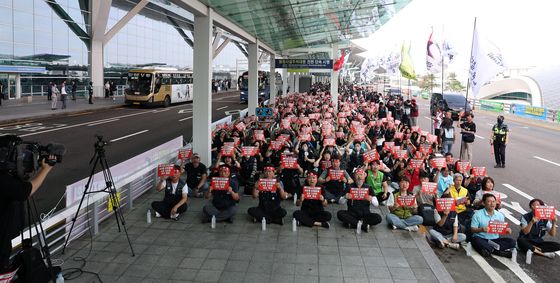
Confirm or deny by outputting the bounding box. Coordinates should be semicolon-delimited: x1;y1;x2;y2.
62;136;134;256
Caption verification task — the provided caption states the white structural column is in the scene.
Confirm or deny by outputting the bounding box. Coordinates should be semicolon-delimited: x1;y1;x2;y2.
282;68;288;95
192;8;213;166
294;74;300;93
248;42;259;115
330;43;339;107
89;0;111;97
269;54;276;105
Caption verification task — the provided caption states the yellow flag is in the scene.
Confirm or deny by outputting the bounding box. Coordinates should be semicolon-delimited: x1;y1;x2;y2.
399;41;417;80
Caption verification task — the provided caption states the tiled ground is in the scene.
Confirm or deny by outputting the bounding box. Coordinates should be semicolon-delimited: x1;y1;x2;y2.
59;190;454;283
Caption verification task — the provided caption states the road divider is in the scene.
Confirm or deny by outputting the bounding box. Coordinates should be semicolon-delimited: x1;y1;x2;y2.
110;130;149;142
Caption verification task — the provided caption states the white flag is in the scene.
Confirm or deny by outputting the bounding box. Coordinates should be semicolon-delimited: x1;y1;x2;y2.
469;25;505;97
386;51;401;76
426;31;442;74
442;40;457;66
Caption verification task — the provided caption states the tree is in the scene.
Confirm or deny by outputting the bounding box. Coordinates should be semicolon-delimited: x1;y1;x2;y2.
418;74;439;93
445;72;466;92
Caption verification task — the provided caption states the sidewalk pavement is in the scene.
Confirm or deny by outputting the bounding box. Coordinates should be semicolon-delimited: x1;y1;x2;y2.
0;90;239;124
60;190;454;283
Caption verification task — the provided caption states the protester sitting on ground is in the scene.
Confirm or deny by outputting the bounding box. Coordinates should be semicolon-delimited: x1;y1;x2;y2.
428;207;466;250
337;168;382;232
202;166;240;223
386;176;423;231
434;166;453;197
247;166;287;225
473;177;501;210
278;151;304;198
293;171;332;228
318;156;353;204
239;150;258;195
365;160;391;204
517;198;560;258
413;171;436;207
184;153;208;197
442;173;472;225
152;165;188;220
470;193;516;258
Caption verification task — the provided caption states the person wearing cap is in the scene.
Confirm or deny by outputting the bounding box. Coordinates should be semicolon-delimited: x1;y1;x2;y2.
278;151;304;198
293;171;332;228
442;173;471;225
152;165;188;220
318;156;353;204
337;168;382;232
490;115;509;168
184;153;209;198
247;166;287;225
386;176;423;231
517;199;559;258
202;165;240;223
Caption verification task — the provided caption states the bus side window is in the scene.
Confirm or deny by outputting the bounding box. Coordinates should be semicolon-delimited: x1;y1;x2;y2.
154;75;162;93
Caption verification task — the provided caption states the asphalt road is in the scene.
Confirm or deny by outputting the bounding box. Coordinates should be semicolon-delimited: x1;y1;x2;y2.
0;92;246;216
416;99;560;283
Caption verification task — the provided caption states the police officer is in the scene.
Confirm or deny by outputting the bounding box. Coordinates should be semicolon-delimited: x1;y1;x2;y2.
490;115;509;168
151;165;188;219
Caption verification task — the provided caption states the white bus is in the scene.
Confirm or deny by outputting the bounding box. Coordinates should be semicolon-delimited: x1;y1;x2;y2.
125;69;193;107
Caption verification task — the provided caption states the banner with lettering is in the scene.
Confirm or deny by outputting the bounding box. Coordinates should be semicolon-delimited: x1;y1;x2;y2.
410;159;424;170
303;186;322;200
258;178;277;192
487;220;509;234
328;169;345;181
281;157;299;169
393;149;408;160
397;195;416;207
349;187;369;200
421;182;438;195
471;166;487;177
383;141;395;151
241;146;259;157
436;198;457;211
534;206;556;220
363;150;380;163
211;177;230;191
430;157;447;169
512;104;547;121
270;141;283;150
220;145;235;156
157;164;176;177
178;148;193;160
420;144;433;154
235;122;246;132
254;130;265;141
456;161;471;174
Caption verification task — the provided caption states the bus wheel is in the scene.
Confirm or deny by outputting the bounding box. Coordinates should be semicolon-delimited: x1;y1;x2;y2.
163;96;171;107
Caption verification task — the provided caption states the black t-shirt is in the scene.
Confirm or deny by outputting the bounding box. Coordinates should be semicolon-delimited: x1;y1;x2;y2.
460;121;476;143
0;172;32;247
184;163;207;189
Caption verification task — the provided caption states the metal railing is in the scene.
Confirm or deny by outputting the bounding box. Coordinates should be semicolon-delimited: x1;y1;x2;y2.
20;85;127;98
470;99;560;124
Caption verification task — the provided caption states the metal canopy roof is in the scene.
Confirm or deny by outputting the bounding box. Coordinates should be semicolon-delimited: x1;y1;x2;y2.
198;0;412;52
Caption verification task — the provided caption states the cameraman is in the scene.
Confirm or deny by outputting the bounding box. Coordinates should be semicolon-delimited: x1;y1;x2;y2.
0;155;55;272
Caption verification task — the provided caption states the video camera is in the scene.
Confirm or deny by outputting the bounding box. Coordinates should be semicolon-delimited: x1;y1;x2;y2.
0;135;65;180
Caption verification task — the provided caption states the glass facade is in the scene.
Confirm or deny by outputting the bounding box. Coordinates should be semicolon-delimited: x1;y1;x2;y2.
0;0;245;98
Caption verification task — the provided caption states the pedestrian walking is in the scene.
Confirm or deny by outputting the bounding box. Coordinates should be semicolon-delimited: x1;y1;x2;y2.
459;112;476;163
105;81;110;98
0;81;3;106
47;82;52;101
490;115;509;168
60;81;68;109
71;81;77;101
88;82;93;104
51;83;59;110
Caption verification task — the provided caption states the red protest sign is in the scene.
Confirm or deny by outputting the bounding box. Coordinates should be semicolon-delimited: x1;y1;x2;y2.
303;186;322;200
415;151;425;160
309;113;321;120
456;161;471;174
397;195;416;207
534;206;556;220
410;159;424;170
258;178;277;192
411;126;421;132
232;137;241;147
270;141;283;150
322;125;333;136
299;117;310;125
393;149;408;160
277;134;290;144
383;142;395;151
349;187;369;200
436;198;457;212
419;144;433;154
421;182;438;195
320;160;332;170
335;131;345;139
178;148;193;160
301;126;312;135
281;119;291;129
223;142;235;148
421;130;429;137
220;145;235;156
235;122;246;132
471;166;487;177
430;158;447;169
211;177;230;191
338;117;347;125
427;134;438;144
298;134;311;142
157;164;176;177
363;150;380;163
241;146;259;157
394;132;404;140
487;221;509;235
354;133;365;142
281;157;298;169
323;138;336;146
324;112;332;119
328;169;345;181
253;130;265;141
446;155;454;165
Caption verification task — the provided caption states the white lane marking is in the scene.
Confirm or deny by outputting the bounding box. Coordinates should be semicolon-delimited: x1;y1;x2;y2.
179;116;193;122
534;156;560;167
470;253;507;283
487;123;494;126
494;256;536;283
423;116;431;120
474;134;485;140
19;110;154;137
216;106;229;111
501;202;527;215
178;109;192;114
110;130;149;142
152;109;170;113
87;119;119;126
500;208;521;225
503;184;560;216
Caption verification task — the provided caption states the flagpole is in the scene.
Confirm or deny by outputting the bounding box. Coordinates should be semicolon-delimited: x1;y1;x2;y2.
459;17;478;160
441;25;445;96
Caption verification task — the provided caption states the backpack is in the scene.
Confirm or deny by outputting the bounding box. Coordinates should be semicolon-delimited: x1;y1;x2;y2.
418;204;436;226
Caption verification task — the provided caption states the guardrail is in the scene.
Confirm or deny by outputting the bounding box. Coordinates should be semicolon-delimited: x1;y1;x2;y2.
470;99;560;124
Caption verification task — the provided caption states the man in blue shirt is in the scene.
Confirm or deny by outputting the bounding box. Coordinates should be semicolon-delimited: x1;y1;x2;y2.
435;166;453;197
470;193;516;257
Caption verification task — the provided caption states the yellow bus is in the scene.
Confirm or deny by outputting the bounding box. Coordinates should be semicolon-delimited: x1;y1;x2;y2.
125;69;193;107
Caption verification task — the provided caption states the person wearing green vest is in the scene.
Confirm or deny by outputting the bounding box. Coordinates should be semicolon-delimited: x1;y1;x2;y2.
365;160;390;204
490;115;509;168
386;176;423;231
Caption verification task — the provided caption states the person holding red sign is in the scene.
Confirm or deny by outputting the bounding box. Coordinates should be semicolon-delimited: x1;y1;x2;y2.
386;176;423;231
442;173;472;226
434;166;453;198
470;194;516;258
247;166;287;225
473;177;501;210
184;154;209;198
428;203;466;250
152;165;188;220
517;199;560;258
293;172;332;228
337;169;382;232
279;152;304;198
239;151;258;196
365;160;391;204
202;166;240;224
318;157;353;204
295;141;317;175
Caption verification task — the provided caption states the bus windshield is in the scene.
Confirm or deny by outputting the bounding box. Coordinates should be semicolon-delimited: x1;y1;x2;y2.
238;73;267;90
127;72;153;95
